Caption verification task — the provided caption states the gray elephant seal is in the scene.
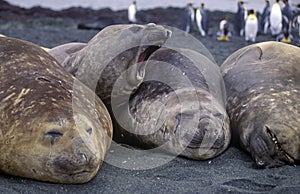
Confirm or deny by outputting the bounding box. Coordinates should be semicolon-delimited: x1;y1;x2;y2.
49;24;229;159
49;23;171;105
49;24;172;141
113;48;230;159
0;37;112;183
221;41;300;168
48;42;87;74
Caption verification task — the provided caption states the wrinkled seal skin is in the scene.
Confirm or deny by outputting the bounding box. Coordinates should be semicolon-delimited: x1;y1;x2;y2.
0;37;112;183
122;48;230;160
221;41;300;168
48;42;87;74
49;24;172;145
50;24;171;104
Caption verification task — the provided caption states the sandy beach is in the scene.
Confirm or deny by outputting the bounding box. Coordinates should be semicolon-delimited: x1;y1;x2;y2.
0;0;300;193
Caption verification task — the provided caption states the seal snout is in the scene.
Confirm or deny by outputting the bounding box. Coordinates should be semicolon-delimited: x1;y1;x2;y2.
250;126;295;168
180;116;225;150
51;143;100;176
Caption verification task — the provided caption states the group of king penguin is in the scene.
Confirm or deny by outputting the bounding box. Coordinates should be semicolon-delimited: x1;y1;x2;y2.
259;0;300;43
127;1;300;43
231;0;300;42
180;1;300;43
183;2;209;36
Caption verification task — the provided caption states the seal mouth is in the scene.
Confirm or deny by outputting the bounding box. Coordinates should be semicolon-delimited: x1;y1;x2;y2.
137;45;161;78
68;170;93;177
265;127;295;164
56;170;95;183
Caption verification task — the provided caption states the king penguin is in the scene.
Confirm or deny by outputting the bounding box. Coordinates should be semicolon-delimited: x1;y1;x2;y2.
128;1;137;23
217;16;231;41
196;3;208;36
245;9;258;42
270;0;282;36
259;0;271;34
234;1;247;36
282;0;294;33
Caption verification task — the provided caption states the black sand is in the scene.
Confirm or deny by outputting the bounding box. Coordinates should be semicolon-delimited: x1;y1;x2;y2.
0;1;300;193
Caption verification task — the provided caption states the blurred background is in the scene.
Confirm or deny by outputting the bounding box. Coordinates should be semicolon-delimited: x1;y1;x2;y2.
6;0;299;12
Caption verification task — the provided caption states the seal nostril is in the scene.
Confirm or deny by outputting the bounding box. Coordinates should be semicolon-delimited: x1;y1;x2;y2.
166;30;172;38
86;127;93;135
45;130;63;145
80;153;88;162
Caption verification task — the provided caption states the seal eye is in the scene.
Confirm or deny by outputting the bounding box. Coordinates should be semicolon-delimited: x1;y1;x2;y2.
36;77;51;83
45;130;63;144
129;26;142;33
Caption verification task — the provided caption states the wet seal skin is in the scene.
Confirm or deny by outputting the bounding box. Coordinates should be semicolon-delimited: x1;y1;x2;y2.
0;37;112;183
221;41;300;168
112;48;231;160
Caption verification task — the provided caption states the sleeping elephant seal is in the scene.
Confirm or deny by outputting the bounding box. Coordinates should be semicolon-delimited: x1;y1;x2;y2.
221;41;300;168
112;47;230;160
49;24;229;160
0;37;112;183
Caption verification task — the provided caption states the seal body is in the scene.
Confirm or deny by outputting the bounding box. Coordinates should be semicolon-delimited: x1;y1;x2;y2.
48;42;87;74
49;24;171;106
221;41;300;168
0;37;112;183
49;23;172;150
115;48;230;160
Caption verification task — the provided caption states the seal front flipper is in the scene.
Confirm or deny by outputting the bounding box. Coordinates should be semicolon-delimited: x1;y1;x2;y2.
248;126;295;168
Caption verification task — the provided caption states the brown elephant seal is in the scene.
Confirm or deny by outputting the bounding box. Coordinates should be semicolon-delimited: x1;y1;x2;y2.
111;47;230;160
221;41;300;168
0;37;112;183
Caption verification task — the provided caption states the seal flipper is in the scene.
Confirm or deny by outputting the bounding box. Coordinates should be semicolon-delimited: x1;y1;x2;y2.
249;126;295;168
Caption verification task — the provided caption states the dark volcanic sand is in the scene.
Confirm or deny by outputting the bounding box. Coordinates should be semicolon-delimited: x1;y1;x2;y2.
0;1;300;193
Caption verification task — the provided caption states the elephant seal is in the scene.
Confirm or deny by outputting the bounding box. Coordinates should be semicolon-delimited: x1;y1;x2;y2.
49;23;171;104
221;41;300;168
49;24;230;159
0;37;112;183
112;48;231;159
49;24;171;137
